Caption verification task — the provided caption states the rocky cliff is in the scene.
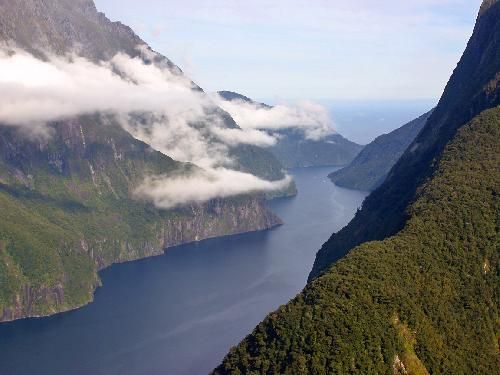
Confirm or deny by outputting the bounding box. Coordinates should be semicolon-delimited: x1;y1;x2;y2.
0;115;282;322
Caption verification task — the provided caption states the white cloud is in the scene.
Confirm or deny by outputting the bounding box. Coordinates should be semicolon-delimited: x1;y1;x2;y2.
209;126;277;147
213;95;335;140
0;46;291;206
0;47;199;129
135;168;292;209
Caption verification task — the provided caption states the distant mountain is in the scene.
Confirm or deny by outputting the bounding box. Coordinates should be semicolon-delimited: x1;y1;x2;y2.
214;1;500;373
270;128;364;169
218;91;363;168
0;0;290;322
329;110;432;191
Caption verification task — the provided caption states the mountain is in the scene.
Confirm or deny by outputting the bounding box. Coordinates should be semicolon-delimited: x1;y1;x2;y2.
0;0;293;192
329;110;432;191
310;0;500;280
213;1;500;373
0;0;291;321
218;91;364;168
269;129;364;169
0;115;281;322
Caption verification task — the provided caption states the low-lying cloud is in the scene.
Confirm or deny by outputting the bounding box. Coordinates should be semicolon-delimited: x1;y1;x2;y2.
0;46;294;206
135;168;292;209
213;95;335;140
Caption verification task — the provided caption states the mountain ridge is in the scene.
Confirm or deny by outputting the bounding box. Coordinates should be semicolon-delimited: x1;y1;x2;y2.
329;110;432;191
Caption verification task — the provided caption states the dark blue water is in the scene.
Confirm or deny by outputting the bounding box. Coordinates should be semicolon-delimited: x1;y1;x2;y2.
0;167;367;375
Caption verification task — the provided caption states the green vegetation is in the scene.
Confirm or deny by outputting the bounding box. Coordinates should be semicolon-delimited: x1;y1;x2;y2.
329;111;432;191
214;106;500;375
0;114;281;320
0;116;181;317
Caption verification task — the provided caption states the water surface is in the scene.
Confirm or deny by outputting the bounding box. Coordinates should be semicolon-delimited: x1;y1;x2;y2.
0;167;367;375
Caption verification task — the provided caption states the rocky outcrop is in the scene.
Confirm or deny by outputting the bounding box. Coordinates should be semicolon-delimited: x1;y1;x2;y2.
161;197;281;249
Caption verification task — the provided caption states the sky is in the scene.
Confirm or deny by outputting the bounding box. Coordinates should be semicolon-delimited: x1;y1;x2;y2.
94;0;481;102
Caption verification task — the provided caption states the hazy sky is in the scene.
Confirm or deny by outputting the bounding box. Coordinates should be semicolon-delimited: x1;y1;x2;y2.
94;0;481;101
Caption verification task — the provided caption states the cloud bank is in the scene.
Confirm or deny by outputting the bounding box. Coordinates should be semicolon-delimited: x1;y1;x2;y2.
213;95;335;140
135;168;292;209
0;46;292;206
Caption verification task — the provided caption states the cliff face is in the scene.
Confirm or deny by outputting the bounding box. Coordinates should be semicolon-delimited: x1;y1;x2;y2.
0;0;163;61
0;116;281;322
329;110;432;191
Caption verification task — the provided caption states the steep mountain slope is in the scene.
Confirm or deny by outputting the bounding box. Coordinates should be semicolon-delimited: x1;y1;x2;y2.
329;110;432;191
214;1;500;373
0;0;291;188
0;0;289;322
310;0;500;280
0;0;171;62
214;106;499;374
218;91;363;168
0;115;281;322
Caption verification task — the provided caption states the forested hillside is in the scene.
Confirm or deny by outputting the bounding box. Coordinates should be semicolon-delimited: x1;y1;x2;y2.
214;103;499;375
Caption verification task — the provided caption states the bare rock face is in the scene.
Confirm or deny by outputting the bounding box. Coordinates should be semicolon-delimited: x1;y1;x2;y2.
1;0;142;59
